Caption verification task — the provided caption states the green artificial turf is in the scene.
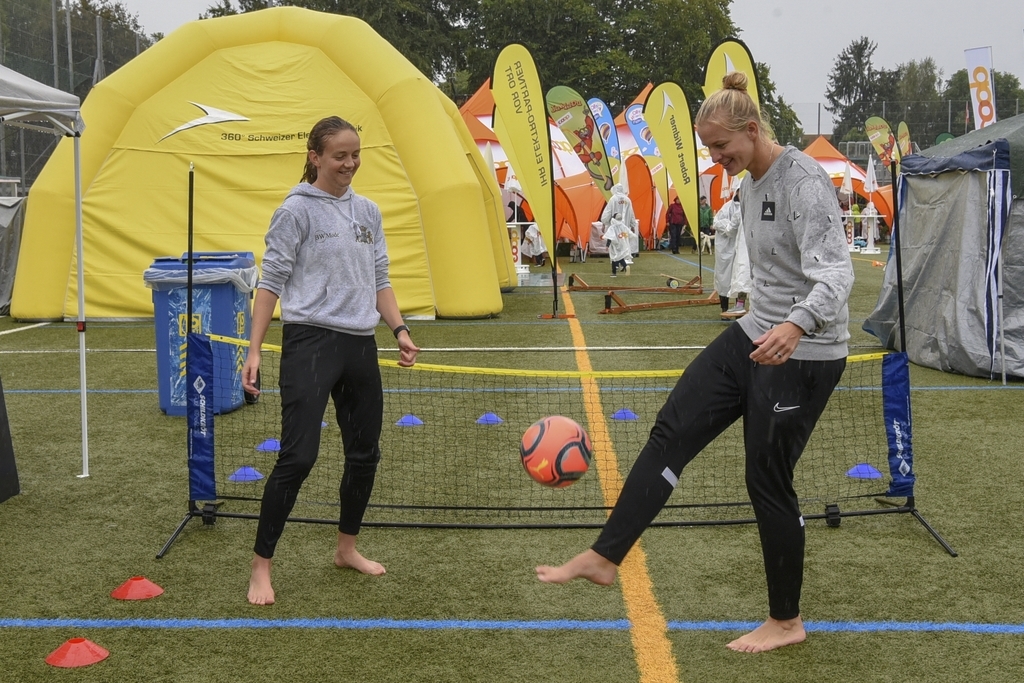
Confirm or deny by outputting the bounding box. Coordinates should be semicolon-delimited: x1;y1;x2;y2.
0;247;1021;682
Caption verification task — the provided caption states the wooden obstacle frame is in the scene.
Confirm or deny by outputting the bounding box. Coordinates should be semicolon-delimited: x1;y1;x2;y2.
566;273;703;295
600;288;720;314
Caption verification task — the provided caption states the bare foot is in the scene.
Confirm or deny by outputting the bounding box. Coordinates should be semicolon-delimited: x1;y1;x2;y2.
535;549;617;585
247;555;275;606
334;532;386;575
726;616;806;653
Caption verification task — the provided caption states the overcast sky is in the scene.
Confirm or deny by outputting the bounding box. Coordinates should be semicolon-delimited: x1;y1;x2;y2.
731;0;1024;133
124;0;1023;133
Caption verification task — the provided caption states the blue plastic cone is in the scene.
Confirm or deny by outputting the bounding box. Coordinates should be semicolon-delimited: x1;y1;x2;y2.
476;412;504;425
846;463;882;479
229;466;264;482
611;408;639;421
255;438;280;452
396;414;424;427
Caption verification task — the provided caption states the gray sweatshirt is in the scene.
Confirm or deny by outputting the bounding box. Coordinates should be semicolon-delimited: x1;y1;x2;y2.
738;147;854;361
257;183;390;336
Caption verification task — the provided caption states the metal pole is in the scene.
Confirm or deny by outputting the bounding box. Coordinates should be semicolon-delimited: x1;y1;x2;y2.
947;99;951;133
65;1;74;93
92;14;104;85
74;135;89;478
52;0;60;87
0;19;4;178
0;17;3;183
817;103;821;136
19;129;25;189
893;164;907;352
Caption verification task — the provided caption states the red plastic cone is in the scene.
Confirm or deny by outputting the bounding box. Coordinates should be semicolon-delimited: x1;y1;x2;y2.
111;576;164;600
45;638;109;668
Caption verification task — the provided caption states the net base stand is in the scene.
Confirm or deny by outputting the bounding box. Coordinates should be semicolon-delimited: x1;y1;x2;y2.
156;501;222;559
840;495;957;557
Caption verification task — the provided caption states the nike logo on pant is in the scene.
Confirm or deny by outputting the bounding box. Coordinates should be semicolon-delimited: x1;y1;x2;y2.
773;403;800;412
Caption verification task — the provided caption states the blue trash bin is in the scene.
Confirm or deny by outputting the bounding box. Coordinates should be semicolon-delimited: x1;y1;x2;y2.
144;252;258;416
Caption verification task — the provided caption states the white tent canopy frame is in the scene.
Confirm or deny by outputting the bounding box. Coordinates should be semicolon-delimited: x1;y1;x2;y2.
0;64;89;476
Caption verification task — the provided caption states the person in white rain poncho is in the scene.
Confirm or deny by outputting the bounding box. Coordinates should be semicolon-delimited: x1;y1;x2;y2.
601;184;637;259
603;214;632;276
713;185;752;320
521;223;549;267
861;201;879;240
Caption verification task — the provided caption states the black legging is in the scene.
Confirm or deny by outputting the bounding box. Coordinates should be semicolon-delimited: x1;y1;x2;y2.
591;323;845;620
668;223;683;252
254;324;384;559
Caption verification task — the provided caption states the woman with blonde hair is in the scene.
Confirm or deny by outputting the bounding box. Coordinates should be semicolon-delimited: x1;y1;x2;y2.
536;73;853;654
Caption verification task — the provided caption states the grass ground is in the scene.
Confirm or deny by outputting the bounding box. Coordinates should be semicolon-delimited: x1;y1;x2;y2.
0;245;1022;682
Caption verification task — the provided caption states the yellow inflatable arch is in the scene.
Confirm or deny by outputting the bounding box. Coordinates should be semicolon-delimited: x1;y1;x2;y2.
11;7;513;320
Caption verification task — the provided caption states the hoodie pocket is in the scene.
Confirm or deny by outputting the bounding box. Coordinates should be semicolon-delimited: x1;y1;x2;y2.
309;286;331;318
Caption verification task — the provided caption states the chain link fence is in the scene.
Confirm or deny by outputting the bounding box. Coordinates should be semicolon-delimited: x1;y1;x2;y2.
0;0;153;193
793;100;1023;145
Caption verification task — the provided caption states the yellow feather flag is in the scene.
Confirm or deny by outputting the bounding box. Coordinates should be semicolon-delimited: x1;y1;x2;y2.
866;116;901;173
703;38;760;107
897;121;912;159
643;83;700;246
491;45;554;255
703;39;760;188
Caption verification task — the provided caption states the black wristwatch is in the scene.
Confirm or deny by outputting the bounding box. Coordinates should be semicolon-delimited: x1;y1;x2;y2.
392;324;410;338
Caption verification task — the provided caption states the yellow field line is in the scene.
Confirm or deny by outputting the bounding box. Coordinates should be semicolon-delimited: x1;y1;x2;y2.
560;287;681;683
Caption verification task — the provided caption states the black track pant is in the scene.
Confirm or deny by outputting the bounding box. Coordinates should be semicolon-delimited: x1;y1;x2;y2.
254;324;384;559
668;224;682;252
592;323;845;620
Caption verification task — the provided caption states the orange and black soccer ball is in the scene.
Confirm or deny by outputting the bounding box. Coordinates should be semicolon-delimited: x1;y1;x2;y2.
520;416;593;488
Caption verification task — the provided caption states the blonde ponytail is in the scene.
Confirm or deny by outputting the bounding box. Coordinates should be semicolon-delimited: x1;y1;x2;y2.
695;71;775;142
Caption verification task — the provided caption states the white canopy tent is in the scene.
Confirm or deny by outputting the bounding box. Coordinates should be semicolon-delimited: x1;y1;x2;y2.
0;64;89;476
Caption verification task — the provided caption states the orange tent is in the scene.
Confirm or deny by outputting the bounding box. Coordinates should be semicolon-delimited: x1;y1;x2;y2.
625;155;659;245
462;78;495;117
460;80;604;252
804;136;894;226
614;83;653;126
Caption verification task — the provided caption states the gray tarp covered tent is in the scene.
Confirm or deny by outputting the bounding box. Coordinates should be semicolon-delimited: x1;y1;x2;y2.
0;64;90;473
0;197;26;315
864;114;1024;379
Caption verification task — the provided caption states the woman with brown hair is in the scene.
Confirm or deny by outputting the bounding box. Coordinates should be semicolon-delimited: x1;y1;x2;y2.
244;116;419;605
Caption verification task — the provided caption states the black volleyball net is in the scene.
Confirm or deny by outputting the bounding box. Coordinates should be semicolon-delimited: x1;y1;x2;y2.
197;335;905;529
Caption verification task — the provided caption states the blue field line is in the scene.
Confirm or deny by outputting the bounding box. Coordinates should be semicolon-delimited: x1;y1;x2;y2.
2;617;1022;635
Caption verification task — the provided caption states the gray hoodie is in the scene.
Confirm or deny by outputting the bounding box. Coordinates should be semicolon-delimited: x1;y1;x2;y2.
739;147;854;361
257;183;390;336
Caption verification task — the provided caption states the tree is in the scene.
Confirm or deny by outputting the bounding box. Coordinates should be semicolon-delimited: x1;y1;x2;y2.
824;37;902;142
887;58;942;146
755;62;803;146
198;0;805;150
203;0;475;98
464;0;737;112
0;0;152;187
